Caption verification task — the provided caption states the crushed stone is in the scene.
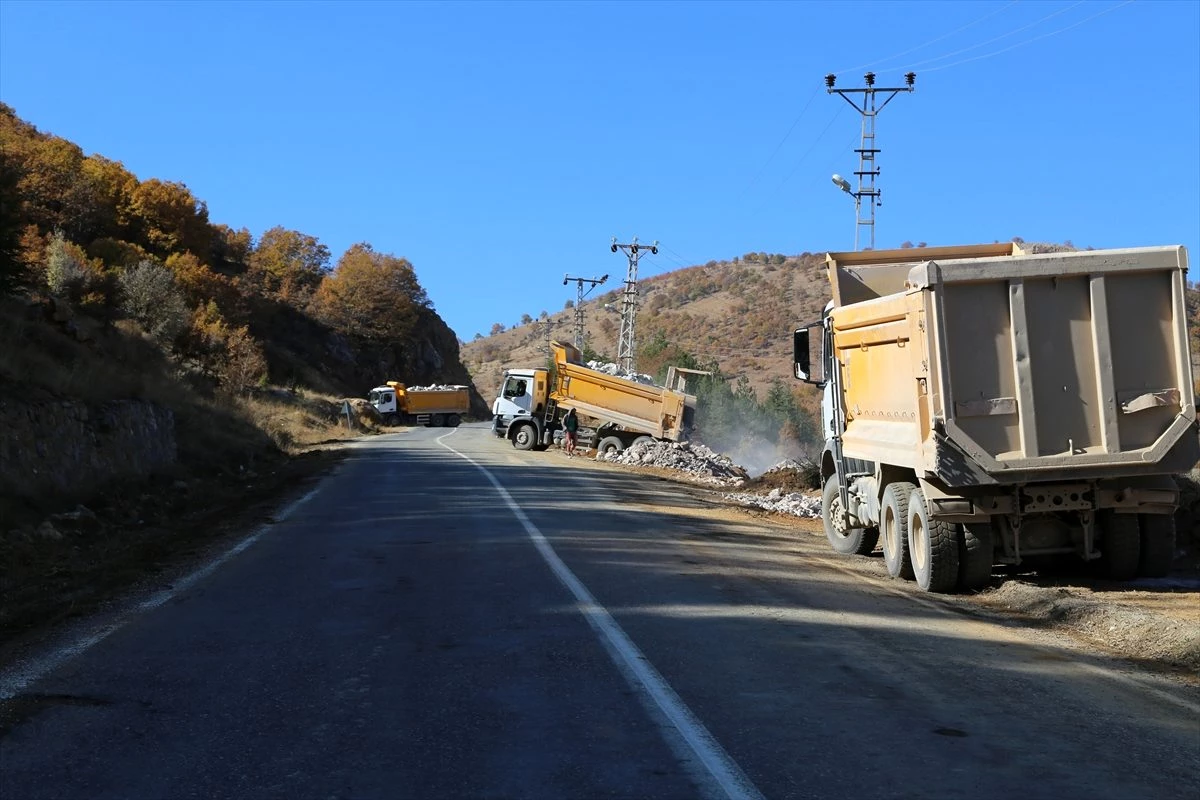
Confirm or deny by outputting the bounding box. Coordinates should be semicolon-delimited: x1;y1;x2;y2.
600;439;749;487
585;360;658;386
722;487;822;518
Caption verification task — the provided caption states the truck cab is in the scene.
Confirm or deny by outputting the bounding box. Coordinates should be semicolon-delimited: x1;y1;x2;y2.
369;385;398;419
491;369;546;437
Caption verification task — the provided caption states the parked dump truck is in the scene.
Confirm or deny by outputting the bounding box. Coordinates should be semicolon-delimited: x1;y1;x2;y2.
794;243;1197;592
492;340;702;454
369;382;469;427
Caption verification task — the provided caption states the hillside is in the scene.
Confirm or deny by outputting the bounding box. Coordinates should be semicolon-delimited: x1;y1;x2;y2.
462;251;831;411
0;103;487;523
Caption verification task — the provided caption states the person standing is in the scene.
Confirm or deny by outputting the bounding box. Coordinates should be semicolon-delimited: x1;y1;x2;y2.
563;407;579;457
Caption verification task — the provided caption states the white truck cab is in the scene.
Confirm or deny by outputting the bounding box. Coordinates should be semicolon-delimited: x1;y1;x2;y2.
491;369;537;436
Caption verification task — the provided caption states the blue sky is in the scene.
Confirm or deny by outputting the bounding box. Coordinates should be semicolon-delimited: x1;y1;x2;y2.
1;0;1197;340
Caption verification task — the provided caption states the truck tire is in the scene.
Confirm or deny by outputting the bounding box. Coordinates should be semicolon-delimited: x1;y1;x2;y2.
431;414;446;427
512;423;537;451
907;487;960;593
596;436;624;457
632;435;654;448
448;415;462;427
822;474;879;556
958;522;994;591
881;482;916;580
383;413;398;427
1096;511;1141;581
1137;514;1175;578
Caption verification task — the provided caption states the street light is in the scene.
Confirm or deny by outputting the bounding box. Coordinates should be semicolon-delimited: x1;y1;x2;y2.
832;173;864;250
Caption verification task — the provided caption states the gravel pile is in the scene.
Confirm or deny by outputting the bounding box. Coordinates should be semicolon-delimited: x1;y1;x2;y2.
722;487;822;518
585;360;658;386
408;384;469;391
600;439;750;487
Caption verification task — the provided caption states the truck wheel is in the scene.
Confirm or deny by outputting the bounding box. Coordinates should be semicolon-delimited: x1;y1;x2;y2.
907;487;960;593
632;436;654;448
448;415;462;427
958;522;994;591
881;482;916;580
431;414;446;427
1096;511;1141;581
1136;514;1175;578
382;413;397;427
596;436;624;457
822;474;879;556
512;424;537;451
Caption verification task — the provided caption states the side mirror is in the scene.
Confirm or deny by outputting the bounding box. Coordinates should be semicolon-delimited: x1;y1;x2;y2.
793;322;827;385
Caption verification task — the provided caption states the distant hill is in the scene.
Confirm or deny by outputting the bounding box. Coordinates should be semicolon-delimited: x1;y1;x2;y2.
462;251;831;410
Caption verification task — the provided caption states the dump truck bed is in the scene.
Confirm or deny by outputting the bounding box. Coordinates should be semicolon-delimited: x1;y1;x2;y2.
829;245;1197;484
551;342;688;441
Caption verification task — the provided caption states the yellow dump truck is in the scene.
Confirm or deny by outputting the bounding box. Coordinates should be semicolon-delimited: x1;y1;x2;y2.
491;341;701;454
794;243;1197;592
369;381;469;427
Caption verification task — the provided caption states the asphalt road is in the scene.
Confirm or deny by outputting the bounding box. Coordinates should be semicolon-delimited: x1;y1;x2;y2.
2;423;1198;800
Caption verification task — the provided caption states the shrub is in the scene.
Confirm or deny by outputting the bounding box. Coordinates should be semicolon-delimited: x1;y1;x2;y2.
119;259;188;344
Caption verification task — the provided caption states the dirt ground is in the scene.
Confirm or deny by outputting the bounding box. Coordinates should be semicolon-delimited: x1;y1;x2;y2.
0;447;344;644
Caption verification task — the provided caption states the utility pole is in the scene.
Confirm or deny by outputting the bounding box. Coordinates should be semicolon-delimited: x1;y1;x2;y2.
610;236;657;374
562;272;608;351
826;71;915;250
533;316;559;357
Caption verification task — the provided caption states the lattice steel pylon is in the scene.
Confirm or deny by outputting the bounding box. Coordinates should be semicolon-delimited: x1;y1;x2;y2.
826;71;915;250
610;236;657;374
563;273;608;351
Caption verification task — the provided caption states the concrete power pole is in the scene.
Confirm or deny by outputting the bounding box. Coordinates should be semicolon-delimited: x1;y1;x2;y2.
562;273;608;351
826;71;915;250
610;236;657;374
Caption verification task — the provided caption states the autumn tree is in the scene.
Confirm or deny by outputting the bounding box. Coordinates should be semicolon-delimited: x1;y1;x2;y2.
129;178;213;257
312;243;430;340
220;326;268;395
246;226;329;300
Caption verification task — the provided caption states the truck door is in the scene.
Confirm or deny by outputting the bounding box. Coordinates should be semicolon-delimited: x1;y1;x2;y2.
494;376;533;419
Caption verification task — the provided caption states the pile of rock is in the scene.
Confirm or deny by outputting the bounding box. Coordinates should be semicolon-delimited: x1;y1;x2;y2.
721;487;822;518
408;384;469;391
601;439;750;487
585;360;658;386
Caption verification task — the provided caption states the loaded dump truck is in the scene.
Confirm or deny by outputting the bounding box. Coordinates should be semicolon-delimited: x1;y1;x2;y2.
794;243;1197;592
492;340;701;455
369;381;469;427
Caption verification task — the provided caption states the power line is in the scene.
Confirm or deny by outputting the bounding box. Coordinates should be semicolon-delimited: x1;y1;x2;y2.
779;105;846;189
921;0;1134;73
831;0;1019;75
902;0;1087;71
738;86;822;200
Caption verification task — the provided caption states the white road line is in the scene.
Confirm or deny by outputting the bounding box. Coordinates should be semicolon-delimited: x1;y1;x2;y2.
0;486;324;701
437;430;764;800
